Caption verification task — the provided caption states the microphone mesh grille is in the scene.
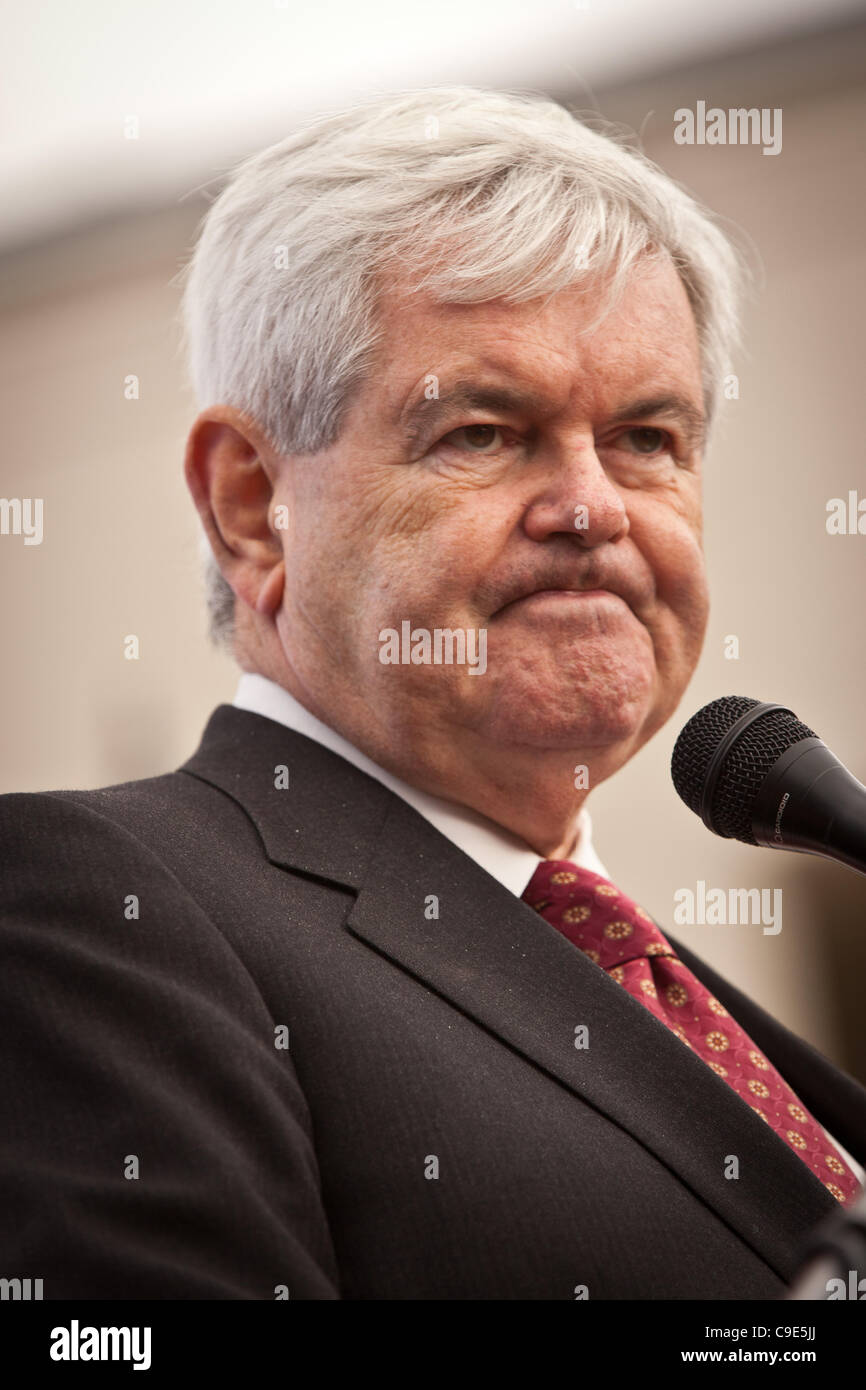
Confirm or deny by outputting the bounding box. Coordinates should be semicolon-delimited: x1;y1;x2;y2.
671;696;817;843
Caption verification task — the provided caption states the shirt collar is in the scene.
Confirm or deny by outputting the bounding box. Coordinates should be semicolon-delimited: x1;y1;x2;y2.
232;671;610;898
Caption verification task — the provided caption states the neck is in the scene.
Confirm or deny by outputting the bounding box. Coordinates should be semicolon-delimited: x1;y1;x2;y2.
238;640;631;859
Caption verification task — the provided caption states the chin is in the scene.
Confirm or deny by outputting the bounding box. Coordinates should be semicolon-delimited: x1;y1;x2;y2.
480;679;655;751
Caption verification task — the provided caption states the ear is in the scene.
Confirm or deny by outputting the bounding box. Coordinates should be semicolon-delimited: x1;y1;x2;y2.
184;406;285;620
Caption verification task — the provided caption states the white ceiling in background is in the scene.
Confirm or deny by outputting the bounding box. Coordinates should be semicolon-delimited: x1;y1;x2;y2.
1;0;860;251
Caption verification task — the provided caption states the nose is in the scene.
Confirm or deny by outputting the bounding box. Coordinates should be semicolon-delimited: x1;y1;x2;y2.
521;440;629;546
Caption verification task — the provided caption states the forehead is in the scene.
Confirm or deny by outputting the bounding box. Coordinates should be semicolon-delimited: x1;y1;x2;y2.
374;255;703;413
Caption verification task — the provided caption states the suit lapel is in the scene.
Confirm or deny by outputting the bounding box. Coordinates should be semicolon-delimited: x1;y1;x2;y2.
183;704;844;1283
180;704;394;889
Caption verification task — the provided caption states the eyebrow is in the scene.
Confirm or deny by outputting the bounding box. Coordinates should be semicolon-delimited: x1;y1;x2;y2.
398;384;551;452
607;394;707;449
397;382;706;452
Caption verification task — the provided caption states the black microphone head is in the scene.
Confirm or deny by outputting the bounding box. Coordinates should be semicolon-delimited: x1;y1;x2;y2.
671;696;817;843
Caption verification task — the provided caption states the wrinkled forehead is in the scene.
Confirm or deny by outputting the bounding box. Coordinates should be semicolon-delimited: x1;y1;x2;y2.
369;254;704;427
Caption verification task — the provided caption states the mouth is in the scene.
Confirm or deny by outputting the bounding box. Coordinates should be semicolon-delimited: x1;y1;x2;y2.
494;587;622;616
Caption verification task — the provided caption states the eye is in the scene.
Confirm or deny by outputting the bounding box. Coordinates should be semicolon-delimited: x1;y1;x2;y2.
616;426;673;456
439;423;506;454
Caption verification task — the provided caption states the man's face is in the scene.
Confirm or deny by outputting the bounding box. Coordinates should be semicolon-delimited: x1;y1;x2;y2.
272;254;709;776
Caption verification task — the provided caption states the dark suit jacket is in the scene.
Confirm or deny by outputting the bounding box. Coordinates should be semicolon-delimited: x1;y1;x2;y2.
2;703;865;1300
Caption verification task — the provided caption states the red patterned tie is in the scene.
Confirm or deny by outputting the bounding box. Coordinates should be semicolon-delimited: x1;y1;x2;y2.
522;859;861;1206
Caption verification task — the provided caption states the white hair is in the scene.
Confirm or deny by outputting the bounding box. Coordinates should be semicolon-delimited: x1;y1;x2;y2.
181;84;746;649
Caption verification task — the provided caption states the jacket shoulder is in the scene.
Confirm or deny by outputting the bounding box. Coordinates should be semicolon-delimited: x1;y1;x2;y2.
0;781;341;1297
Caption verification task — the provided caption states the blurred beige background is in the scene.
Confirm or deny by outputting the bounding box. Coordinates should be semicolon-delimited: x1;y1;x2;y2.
2;8;865;1078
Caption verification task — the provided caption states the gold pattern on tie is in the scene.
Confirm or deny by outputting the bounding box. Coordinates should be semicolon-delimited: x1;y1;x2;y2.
522;860;861;1206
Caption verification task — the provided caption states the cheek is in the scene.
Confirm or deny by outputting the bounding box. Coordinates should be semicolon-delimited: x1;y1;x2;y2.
653;544;710;672
634;507;709;663
371;501;501;612
641;490;706;601
666;532;708;619
288;475;397;604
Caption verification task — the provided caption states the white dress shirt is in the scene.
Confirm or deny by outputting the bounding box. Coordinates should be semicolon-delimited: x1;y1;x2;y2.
232;670;865;1189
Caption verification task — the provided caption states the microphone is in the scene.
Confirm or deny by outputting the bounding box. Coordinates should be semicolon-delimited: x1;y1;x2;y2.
670;696;866;878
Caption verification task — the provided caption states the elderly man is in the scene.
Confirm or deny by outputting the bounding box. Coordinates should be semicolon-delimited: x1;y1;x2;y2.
2;86;865;1302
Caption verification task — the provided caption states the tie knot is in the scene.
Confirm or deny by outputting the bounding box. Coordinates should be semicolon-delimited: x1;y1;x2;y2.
522;859;609;903
521;858;675;968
